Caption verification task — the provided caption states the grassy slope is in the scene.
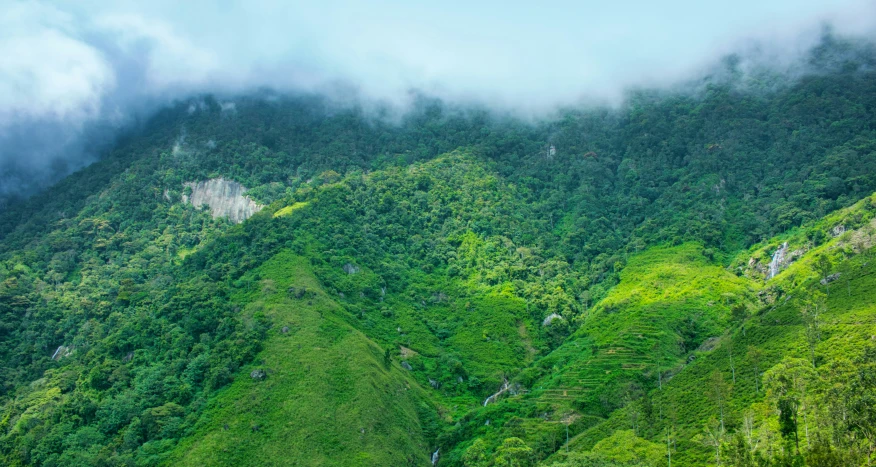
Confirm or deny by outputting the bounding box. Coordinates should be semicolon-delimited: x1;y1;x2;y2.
534;243;757;404
168;251;434;466
552;195;876;466
440;244;759;463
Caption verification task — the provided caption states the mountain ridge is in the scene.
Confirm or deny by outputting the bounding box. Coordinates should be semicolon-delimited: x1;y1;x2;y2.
2;55;876;465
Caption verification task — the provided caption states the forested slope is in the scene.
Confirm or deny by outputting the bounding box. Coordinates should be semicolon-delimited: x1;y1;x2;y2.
0;37;875;466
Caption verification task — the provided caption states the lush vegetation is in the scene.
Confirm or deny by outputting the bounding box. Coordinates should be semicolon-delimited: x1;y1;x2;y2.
0;35;875;466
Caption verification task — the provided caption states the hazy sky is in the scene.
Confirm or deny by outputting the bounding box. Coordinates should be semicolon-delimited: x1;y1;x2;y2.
1;0;875;194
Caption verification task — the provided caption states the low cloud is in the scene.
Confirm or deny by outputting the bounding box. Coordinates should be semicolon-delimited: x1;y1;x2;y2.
1;0;875;195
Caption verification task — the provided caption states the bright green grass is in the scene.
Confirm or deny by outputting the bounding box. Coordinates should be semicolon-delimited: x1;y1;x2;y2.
439;244;760;463
176;247;197;260
534;243;757;406
558;227;876;466
166;251;434;466
273;202;309;218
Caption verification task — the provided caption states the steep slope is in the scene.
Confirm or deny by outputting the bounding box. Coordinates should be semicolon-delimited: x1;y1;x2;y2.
543;193;876;466
182;178;262;223
437;244;759;464
1;42;876;465
168;252;433;466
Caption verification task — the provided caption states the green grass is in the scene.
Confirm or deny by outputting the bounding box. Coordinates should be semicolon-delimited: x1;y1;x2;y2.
166;251;434;466
437;244;760;463
553;205;876;466
535;243;757;408
272;202;309;218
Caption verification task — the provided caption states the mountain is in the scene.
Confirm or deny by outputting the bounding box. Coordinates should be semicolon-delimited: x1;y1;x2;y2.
1;40;876;466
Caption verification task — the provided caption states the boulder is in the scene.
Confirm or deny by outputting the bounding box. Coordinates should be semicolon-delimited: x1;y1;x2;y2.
820;273;841;285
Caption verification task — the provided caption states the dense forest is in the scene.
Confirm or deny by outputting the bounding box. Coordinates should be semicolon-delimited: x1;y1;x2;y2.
1;35;876;466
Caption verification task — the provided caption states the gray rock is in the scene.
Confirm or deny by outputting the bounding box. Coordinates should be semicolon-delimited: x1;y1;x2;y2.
182;178;262;223
281;326;289;334
401;361;413;371
820;273;841;285
250;369;267;380
343;263;360;274
542;313;564;326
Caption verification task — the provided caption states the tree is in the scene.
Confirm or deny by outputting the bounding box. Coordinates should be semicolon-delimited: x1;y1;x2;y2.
728;337;736;384
590;429;663;465
462;438;489;467
747;346;763;394
845;345;876;465
495;437;533;467
698;417;726;466
709;370;730;432
815;254;833;294
801;291;826;367
763;357;816;455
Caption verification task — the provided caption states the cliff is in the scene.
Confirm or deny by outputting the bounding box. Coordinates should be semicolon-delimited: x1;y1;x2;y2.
182;178;262;223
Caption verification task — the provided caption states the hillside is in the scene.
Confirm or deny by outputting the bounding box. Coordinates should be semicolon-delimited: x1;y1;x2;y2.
1;39;876;466
168;252;433;466
545;193;876;466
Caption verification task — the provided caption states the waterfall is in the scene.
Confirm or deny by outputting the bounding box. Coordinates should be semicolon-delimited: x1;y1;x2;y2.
483;378;510;407
431;448;439;465
767;242;788;279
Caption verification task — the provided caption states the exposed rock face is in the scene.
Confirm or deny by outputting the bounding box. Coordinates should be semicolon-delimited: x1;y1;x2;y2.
821;273;842;285
182;178;262;223
542;313;564;326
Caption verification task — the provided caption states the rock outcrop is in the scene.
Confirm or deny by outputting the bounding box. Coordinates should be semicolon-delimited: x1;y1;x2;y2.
182;178;262;223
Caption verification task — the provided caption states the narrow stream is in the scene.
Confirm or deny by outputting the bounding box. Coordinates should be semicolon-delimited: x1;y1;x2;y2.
483;378;510;407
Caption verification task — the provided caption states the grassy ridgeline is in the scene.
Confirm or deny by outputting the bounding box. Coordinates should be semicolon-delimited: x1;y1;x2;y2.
169;252;434;466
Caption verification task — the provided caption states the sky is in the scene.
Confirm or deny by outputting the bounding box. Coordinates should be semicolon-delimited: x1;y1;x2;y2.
1;0;875;195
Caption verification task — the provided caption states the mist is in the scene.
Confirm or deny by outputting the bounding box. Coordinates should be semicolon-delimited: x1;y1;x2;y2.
2;0;875;197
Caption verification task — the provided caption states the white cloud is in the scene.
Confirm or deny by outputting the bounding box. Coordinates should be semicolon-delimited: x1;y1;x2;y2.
93;13;218;89
0;3;114;124
4;0;876;121
1;0;875;194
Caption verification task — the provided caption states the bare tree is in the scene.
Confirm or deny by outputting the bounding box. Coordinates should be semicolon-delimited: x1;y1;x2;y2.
710;370;730;432
747;346;763;394
701;417;726;466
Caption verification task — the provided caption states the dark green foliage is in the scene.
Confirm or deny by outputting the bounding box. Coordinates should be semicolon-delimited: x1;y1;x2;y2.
1;36;876;466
